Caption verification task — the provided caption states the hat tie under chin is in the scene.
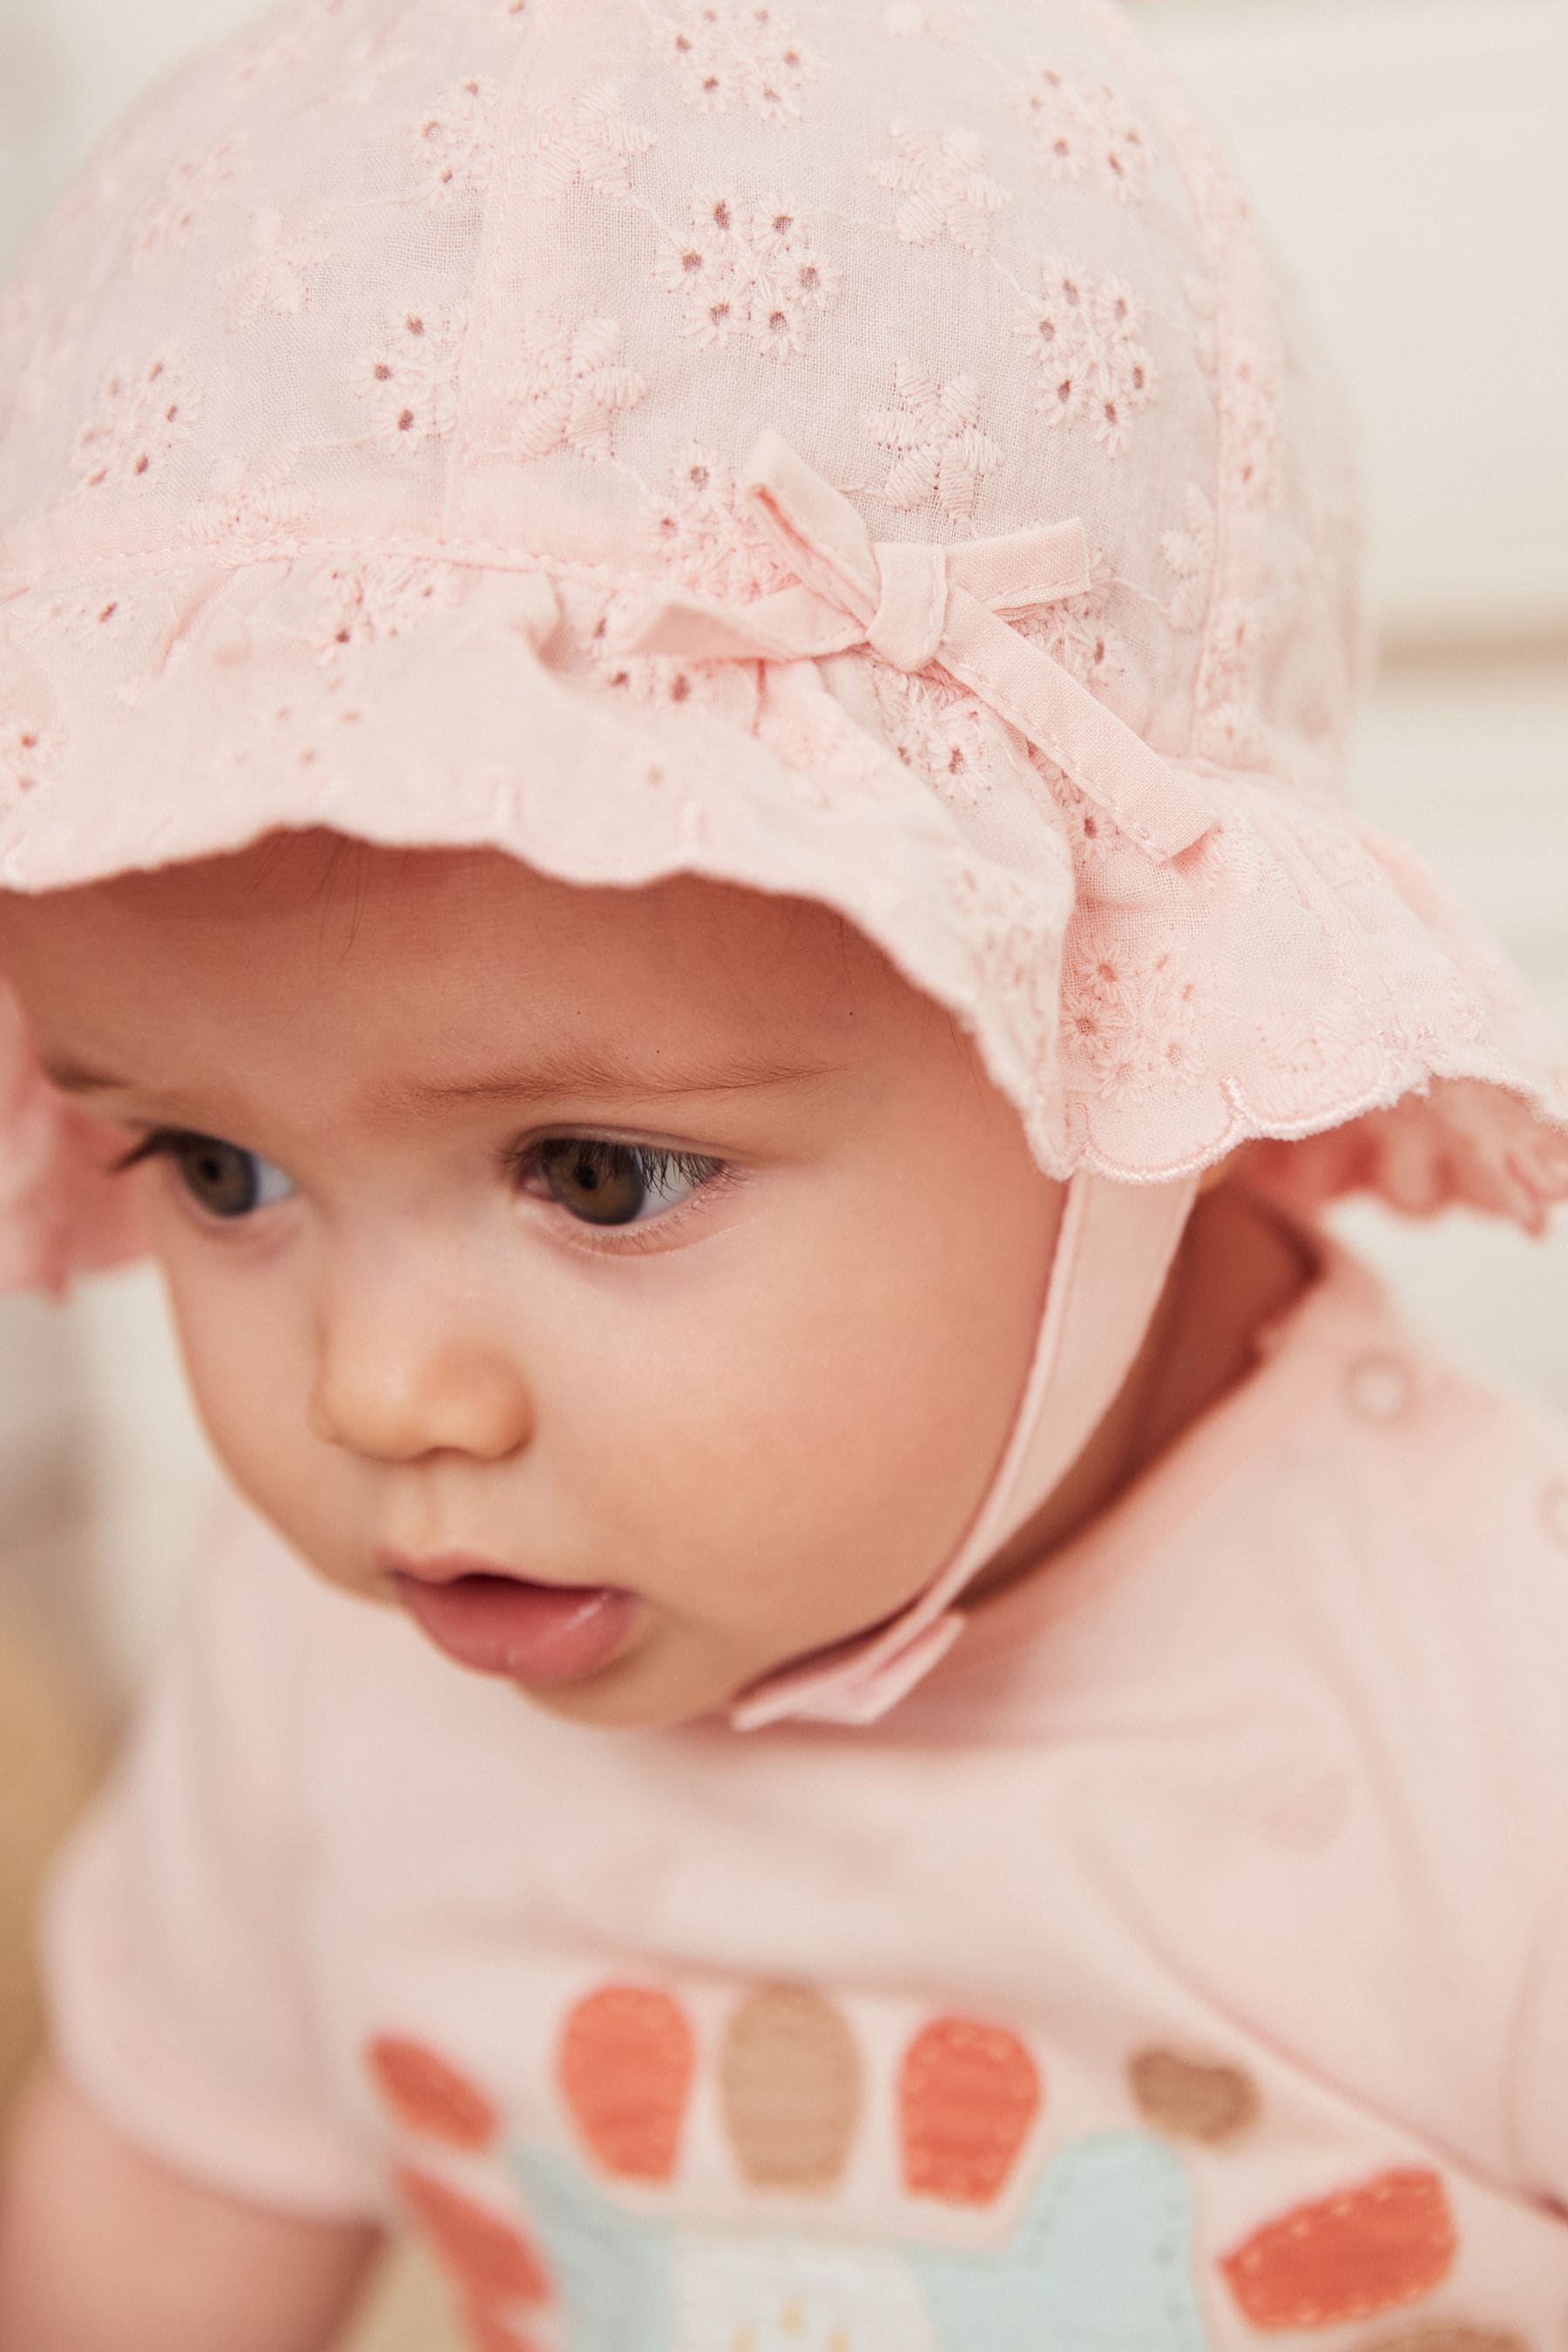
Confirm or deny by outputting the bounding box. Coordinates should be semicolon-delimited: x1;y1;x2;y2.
618;429;1215;867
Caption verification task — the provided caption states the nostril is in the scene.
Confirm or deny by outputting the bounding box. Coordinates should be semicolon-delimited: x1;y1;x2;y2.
308;1346;532;1464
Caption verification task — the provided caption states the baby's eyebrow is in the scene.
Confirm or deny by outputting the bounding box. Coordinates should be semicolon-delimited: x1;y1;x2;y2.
379;1047;845;1112
40;1058;125;1096
38;1049;844;1109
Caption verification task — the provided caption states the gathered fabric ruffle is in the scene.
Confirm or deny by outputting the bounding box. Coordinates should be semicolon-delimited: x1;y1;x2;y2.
1;546;1565;1291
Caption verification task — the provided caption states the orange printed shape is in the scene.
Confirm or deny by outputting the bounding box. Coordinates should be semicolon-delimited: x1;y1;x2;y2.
897;2015;1043;2206
558;1983;695;2182
1220;2168;1456;2328
395;2166;552;2308
367;2035;499;2150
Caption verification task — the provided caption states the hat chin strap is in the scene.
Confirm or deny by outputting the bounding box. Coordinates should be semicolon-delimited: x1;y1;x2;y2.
731;1170;1201;1731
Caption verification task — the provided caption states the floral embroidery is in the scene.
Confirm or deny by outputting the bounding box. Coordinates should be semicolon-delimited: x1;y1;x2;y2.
1186;280;1279;515
569;586;754;729
1184;274;1221;376
661;3;815;124
1195;597;1272;766
1064;927;1206;1102
130;140;247;269
1031;752;1122;866
71;355;197;493
868;125;1009;256
322;21;418;110
653;187;839;361
498;315;647;461
871;665;992;800
356;308;466;456
1015;549;1127;699
1010;64;1152;202
517;83;653;200
751;667;889;808
1162;484;1215;632
313;555;464;653
413;77;499;207
582;661;764;772
0;666;64;808
1015;256;1155;456
589;641;703;712
21;583;131;645
1220;337;1279;511
1205;597;1263;713
1195;699;1269;770
650;443;795;599
225;0;353;92
220;209;328;329
184;454;309;550
867;362;1000;522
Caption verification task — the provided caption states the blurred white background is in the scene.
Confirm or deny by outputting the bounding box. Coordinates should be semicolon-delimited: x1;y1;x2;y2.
0;0;1564;1704
0;3;1562;2342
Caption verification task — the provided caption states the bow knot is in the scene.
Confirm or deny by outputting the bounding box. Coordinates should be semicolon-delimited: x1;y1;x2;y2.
866;540;949;674
617;431;1213;865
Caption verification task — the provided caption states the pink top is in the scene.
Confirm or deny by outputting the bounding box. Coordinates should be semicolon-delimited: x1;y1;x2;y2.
44;1227;1568;2342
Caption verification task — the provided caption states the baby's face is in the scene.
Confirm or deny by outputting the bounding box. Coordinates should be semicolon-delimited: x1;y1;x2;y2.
0;832;1060;1727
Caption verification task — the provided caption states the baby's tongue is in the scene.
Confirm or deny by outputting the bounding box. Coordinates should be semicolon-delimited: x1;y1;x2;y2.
394;1573;639;1687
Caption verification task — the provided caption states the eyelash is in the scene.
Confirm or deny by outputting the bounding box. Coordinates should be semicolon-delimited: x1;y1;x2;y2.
111;1130;188;1178
504;1137;737;1254
112;1128;738;1251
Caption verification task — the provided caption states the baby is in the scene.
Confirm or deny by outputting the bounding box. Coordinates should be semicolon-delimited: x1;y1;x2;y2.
2;0;1568;2346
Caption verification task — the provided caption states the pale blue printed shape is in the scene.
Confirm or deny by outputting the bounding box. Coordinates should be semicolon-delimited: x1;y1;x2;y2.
508;2144;675;2352
909;2132;1213;2352
509;2130;1212;2352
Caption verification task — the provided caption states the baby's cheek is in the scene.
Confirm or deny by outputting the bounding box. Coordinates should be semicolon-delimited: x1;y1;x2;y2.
152;1228;354;1576
611;1214;1039;1655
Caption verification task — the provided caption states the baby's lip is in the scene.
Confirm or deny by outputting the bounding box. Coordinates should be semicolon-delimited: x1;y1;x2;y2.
378;1549;642;1686
377;1545;543;1587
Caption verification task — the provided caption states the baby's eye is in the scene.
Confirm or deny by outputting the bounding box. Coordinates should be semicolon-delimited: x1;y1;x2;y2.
523;1139;722;1229
119;1131;296;1220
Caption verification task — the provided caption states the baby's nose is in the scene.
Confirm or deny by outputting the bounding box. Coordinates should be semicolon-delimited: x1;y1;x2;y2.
307;1247;533;1464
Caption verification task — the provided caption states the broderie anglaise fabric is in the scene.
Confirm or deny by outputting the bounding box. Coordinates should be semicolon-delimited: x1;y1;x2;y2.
0;0;1566;1292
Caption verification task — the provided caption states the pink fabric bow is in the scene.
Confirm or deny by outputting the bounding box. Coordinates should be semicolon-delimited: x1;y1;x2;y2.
619;431;1213;864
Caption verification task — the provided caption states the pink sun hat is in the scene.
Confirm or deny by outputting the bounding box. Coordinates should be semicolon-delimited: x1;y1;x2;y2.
1;0;1565;1725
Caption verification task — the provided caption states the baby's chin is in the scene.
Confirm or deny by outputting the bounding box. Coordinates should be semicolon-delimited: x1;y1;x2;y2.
503;1629;760;1734
501;1602;898;1735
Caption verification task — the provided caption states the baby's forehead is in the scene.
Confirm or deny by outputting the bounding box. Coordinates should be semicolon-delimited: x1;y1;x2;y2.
0;832;951;1108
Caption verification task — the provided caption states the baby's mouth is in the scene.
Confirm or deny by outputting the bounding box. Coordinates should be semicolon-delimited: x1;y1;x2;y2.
385;1554;641;1686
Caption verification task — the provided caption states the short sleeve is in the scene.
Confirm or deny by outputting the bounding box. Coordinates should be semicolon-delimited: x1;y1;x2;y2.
41;1498;384;2220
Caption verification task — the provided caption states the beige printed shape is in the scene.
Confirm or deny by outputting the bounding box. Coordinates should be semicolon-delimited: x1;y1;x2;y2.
720;1984;863;2192
1128;2047;1260;2144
